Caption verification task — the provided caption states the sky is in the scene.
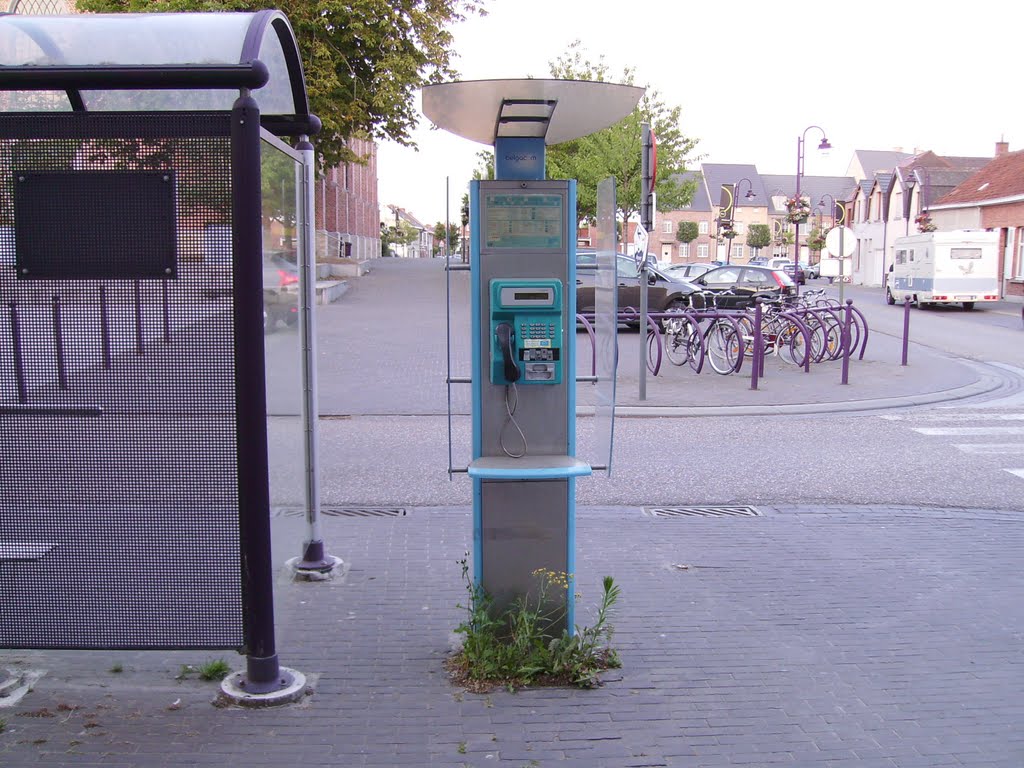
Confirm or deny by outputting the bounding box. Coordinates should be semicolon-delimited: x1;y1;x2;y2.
377;0;1021;227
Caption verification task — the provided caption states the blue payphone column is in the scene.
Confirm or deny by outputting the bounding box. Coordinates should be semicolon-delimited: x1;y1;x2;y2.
467;143;591;633
422;78;643;635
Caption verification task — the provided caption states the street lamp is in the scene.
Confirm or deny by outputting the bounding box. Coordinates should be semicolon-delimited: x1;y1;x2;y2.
720;178;757;264
793;125;831;296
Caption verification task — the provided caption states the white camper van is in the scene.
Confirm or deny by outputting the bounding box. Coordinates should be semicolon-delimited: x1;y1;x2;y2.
886;230;1000;310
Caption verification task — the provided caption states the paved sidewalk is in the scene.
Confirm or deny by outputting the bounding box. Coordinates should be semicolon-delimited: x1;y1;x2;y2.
2;505;1022;767
2;261;1022;766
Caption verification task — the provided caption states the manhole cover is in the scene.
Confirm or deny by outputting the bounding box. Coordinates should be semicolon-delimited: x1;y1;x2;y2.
322;507;406;518
273;507;407;518
644;506;761;518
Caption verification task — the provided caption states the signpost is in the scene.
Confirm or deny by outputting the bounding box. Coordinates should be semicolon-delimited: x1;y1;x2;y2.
825;225;855;301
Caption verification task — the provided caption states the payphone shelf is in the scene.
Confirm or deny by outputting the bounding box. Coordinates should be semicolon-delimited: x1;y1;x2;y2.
467;455;592;480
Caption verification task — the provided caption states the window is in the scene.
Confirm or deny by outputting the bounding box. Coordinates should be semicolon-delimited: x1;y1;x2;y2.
895;249;906;265
951;248;982;260
663;220;673;234
697;244;709;259
734;222;744;235
1017;229;1024;277
909;249;915;262
743;269;769;285
731;245;742;261
698;221;709;235
679;243;689;259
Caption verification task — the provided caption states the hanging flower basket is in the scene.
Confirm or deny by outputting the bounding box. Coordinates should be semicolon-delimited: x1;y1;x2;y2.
785;195;811;224
720;225;737;239
915;213;937;233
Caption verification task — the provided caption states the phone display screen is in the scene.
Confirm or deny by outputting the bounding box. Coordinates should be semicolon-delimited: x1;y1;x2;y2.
483;193;563;250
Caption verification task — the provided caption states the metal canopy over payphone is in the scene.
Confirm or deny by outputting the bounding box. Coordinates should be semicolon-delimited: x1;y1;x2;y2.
424;79;641;632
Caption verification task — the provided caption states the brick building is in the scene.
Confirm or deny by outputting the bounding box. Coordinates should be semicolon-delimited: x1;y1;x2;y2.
315;136;381;261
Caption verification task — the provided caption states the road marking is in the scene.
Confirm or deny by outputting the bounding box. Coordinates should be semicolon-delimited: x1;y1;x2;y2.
914;426;1024;435
1003;469;1024;480
954;443;1024;454
881;413;1024;422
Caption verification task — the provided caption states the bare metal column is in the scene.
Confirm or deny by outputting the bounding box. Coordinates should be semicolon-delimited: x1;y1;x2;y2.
290;134;338;575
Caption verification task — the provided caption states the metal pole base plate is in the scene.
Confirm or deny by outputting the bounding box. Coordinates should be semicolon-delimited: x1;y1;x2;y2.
219;666;306;708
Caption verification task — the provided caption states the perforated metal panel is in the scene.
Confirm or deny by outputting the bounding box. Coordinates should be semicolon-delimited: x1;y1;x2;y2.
0;113;244;649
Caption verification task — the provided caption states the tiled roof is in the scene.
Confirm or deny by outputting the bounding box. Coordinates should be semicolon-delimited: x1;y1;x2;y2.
852;149;914;177
668;171;712;211
700;163;767;209
935;149;1024;206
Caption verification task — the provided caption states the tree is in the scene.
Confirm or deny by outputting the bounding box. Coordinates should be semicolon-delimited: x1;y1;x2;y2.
432;222;460;257
381;220;419;257
75;0;486;170
806;225;827;256
746;224;771;258
676;221;698;245
543;42;700;224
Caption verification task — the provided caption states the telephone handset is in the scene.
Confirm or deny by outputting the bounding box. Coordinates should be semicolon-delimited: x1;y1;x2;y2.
489;279;563;385
494;322;521;383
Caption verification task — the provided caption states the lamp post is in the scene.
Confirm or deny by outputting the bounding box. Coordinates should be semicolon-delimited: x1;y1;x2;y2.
793;126;831;297
719;178;756;264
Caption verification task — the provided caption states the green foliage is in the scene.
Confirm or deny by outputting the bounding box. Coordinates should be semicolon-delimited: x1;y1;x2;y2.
74;0;486;170
450;556;621;691
544;42;700;223
198;659;232;681
676;220;699;244
806;225;827;253
176;659;231;681
0;718;6;734
432;222;461;256
747;224;771;250
109;663;124;674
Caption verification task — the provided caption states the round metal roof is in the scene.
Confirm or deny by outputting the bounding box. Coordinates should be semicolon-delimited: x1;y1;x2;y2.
422;79;645;146
0;10;311;119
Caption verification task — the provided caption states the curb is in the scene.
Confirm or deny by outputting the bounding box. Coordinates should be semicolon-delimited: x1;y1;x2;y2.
576;376;1004;418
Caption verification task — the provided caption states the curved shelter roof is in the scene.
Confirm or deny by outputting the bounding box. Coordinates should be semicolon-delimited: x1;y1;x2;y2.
422;79;644;146
0;11;314;132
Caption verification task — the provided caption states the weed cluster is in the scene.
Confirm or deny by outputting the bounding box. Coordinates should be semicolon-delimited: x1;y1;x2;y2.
448;556;621;691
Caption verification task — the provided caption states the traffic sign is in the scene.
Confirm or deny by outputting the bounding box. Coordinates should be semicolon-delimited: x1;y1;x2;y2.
825;226;855;258
632;223;649;268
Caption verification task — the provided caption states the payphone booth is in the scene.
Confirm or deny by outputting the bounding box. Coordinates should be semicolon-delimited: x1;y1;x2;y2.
423;79;642;631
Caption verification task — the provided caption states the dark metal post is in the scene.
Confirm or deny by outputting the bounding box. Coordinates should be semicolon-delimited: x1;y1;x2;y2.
52;295;68;391
638;122;653;402
133;280;144;355
231;91;283;693
902;296;911;366
162;279;171;344
750;299;762;391
841;299;853;385
99;286;112;370
9;302;27;404
793;135;803;299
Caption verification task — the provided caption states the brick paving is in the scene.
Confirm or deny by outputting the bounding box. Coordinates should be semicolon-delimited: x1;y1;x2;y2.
2;505;1022;767
3;260;1023;766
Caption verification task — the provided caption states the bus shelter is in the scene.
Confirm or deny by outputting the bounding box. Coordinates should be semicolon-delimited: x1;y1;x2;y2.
0;10;320;702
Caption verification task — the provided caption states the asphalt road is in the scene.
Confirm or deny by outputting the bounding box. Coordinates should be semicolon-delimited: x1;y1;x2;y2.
305;260;1024;513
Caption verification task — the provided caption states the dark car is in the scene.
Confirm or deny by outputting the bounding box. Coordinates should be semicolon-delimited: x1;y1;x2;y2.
576;253;697;325
781;262;806;285
687;264;795;309
663;262;715;281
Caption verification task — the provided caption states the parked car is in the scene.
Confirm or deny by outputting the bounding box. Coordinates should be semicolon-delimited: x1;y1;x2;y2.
802;261;820;280
781;262;806;285
663;262;715;280
576;253;697;326
263;251;300;332
686;264;795;309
